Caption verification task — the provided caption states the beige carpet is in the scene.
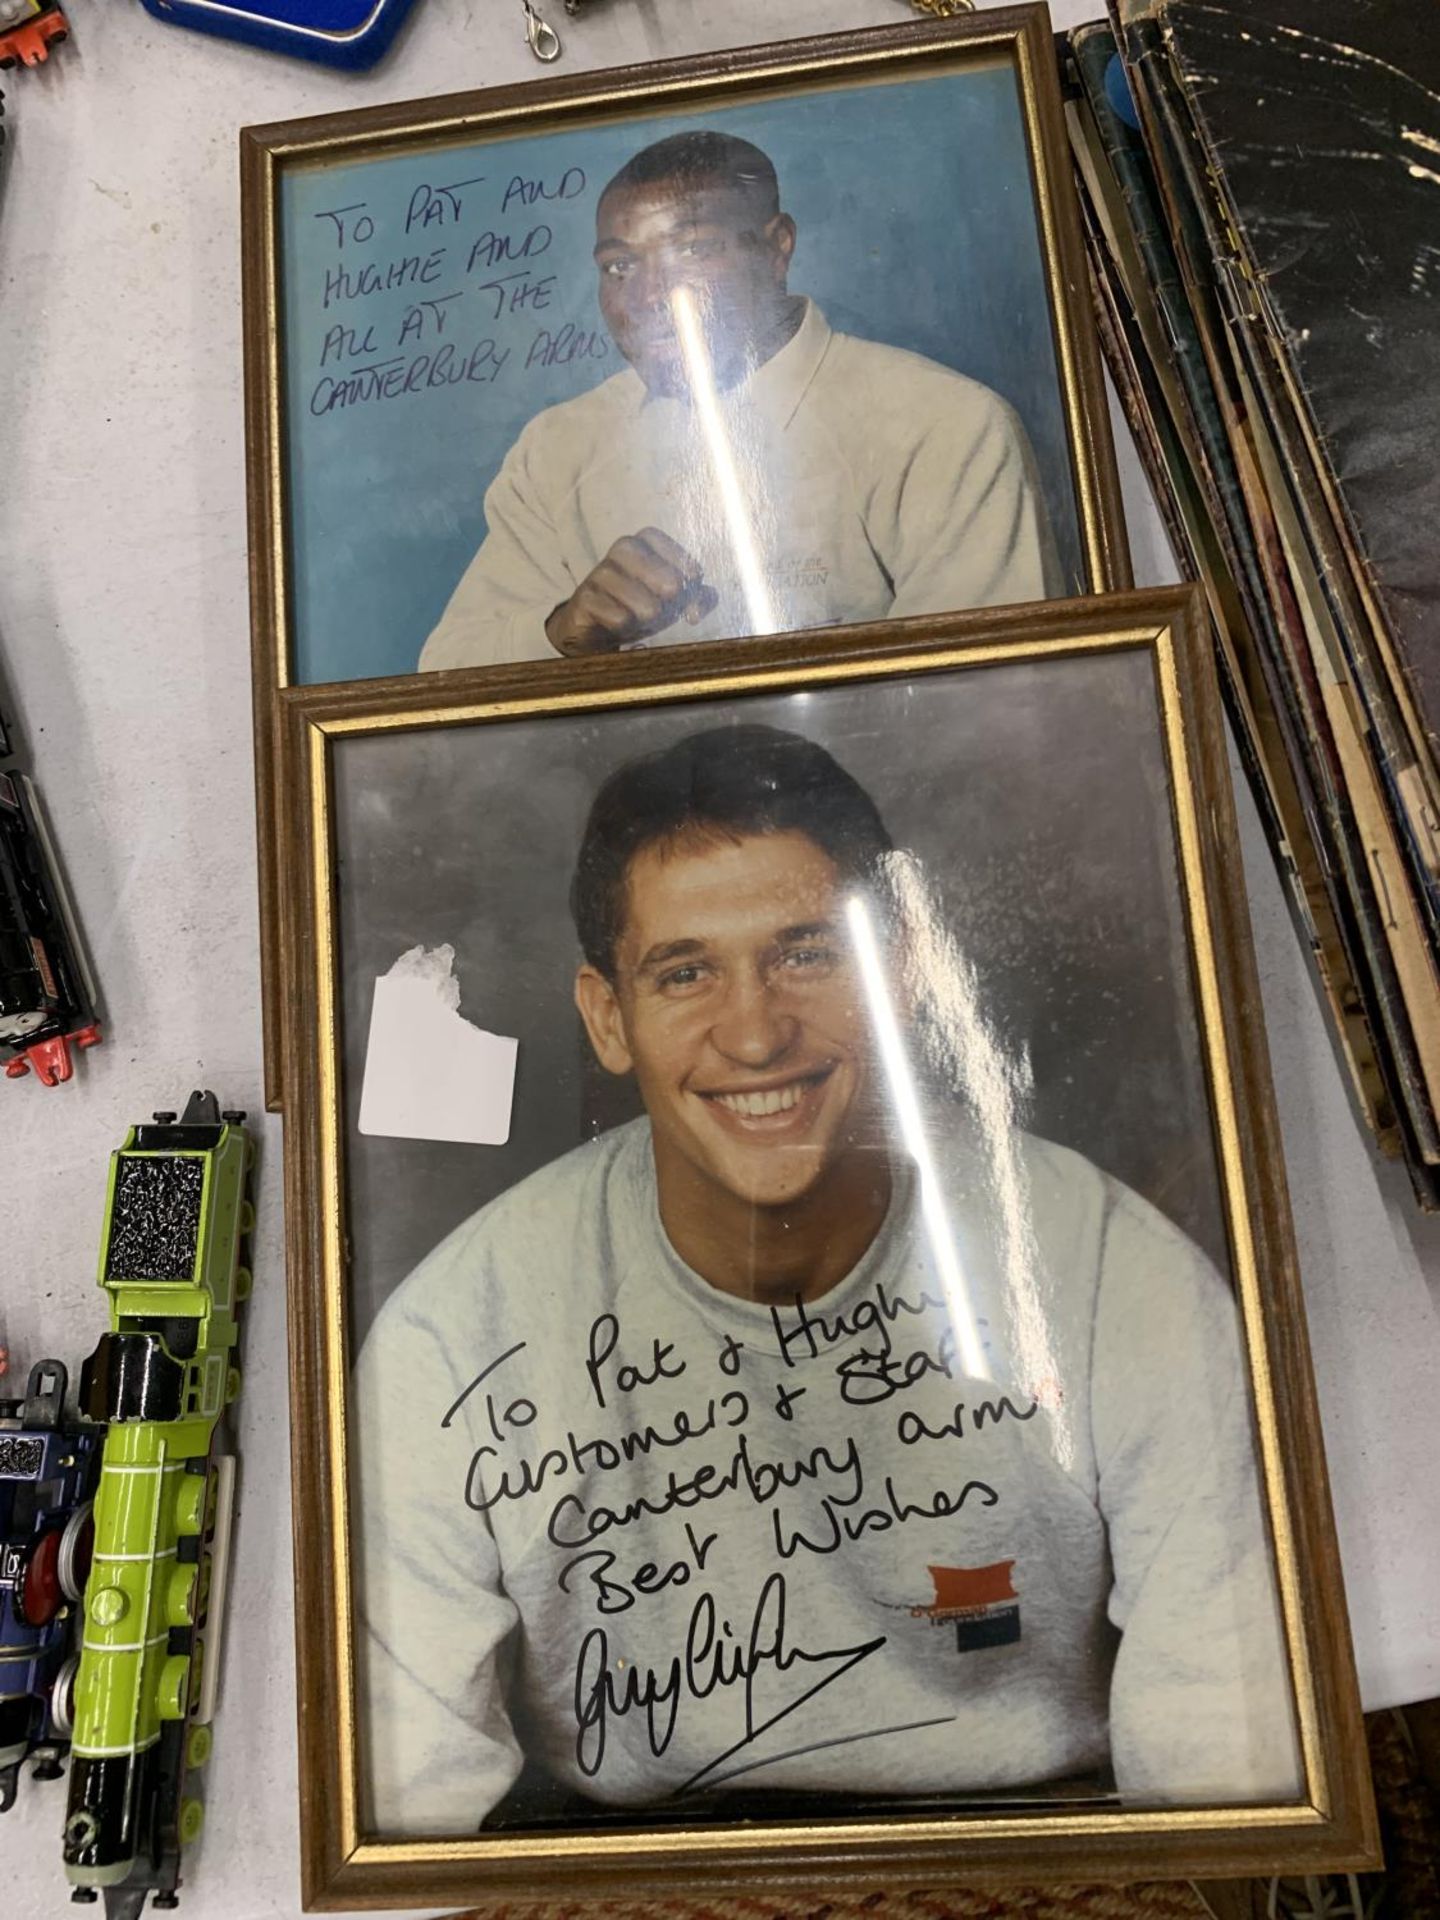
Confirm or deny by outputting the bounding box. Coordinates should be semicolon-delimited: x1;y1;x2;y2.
452;1873;1208;1919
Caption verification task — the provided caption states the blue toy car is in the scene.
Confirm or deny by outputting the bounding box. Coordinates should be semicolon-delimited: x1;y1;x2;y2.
0;1360;98;1812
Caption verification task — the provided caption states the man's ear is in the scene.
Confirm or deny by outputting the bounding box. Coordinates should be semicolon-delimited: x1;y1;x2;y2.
768;212;797;281
575;965;634;1077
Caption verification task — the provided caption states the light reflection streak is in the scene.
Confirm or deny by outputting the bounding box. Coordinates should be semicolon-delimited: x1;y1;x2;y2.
851;865;1073;1469
668;284;778;637
845;893;989;1382
882;856;1072;1461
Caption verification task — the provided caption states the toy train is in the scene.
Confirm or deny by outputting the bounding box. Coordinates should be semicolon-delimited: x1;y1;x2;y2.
0;762;101;1086
0;1;69;68
0;1359;99;1813
62;1092;253;1918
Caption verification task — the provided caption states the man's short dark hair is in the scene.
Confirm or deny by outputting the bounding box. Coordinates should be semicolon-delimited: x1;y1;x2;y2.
571;724;893;977
599;131;781;222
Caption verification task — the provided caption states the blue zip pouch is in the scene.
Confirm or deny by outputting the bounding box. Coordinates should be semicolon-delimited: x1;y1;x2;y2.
137;0;419;70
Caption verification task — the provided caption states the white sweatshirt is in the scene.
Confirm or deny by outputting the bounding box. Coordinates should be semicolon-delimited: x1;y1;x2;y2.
353;1116;1300;1834
418;302;1066;670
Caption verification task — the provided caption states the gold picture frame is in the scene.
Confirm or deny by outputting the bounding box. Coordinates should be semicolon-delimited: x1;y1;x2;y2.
243;2;1132;1106
278;587;1375;1909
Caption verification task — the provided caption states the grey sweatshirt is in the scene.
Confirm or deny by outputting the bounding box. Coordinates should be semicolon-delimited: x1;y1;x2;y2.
353;1116;1300;1833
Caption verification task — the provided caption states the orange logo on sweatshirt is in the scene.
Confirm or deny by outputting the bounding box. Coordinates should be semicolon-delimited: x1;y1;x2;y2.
909;1561;1021;1650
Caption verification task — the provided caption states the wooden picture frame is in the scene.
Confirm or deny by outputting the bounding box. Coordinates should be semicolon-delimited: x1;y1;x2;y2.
243;3;1132;1105
278;586;1375;1909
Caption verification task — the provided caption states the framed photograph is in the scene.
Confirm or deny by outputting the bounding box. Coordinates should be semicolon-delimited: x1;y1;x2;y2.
279;588;1375;1909
243;3;1131;1101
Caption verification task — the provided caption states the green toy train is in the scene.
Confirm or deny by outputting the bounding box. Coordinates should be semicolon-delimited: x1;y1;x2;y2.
62;1092;253;1918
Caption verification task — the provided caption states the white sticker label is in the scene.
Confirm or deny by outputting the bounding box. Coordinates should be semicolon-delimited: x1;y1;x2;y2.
358;944;518;1146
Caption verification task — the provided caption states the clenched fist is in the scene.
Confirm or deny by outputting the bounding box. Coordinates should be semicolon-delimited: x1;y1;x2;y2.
545;527;715;656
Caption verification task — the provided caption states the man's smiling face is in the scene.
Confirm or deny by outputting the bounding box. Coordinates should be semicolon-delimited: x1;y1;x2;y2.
575;828;884;1213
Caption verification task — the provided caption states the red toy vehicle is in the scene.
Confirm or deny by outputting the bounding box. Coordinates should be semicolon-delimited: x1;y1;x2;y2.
0;766;101;1086
0;3;69;70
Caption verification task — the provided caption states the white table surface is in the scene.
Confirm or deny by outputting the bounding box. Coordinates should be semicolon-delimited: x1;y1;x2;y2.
2;1;1438;1914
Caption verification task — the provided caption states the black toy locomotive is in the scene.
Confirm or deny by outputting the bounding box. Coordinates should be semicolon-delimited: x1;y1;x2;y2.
0;706;101;1085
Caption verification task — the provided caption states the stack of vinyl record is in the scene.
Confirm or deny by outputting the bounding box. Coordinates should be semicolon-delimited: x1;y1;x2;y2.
1060;0;1440;1204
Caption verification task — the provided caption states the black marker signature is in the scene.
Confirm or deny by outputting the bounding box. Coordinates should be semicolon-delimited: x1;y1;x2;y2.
572;1571;884;1786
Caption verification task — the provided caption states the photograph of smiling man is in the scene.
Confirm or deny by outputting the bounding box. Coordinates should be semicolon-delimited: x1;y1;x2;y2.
418;130;1065;669
351;721;1300;1835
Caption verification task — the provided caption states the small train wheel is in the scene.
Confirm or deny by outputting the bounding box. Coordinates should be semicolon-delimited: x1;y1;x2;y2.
49;1654;80;1739
235;1267;253;1302
179;1797;205;1845
58;1502;95;1603
185;1723;213;1771
166;1560;199;1628
238;1201;256;1235
19;1528;64;1626
174;1469;207;1537
225;1367;242;1405
157;1654;192;1721
194;1552;213;1625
